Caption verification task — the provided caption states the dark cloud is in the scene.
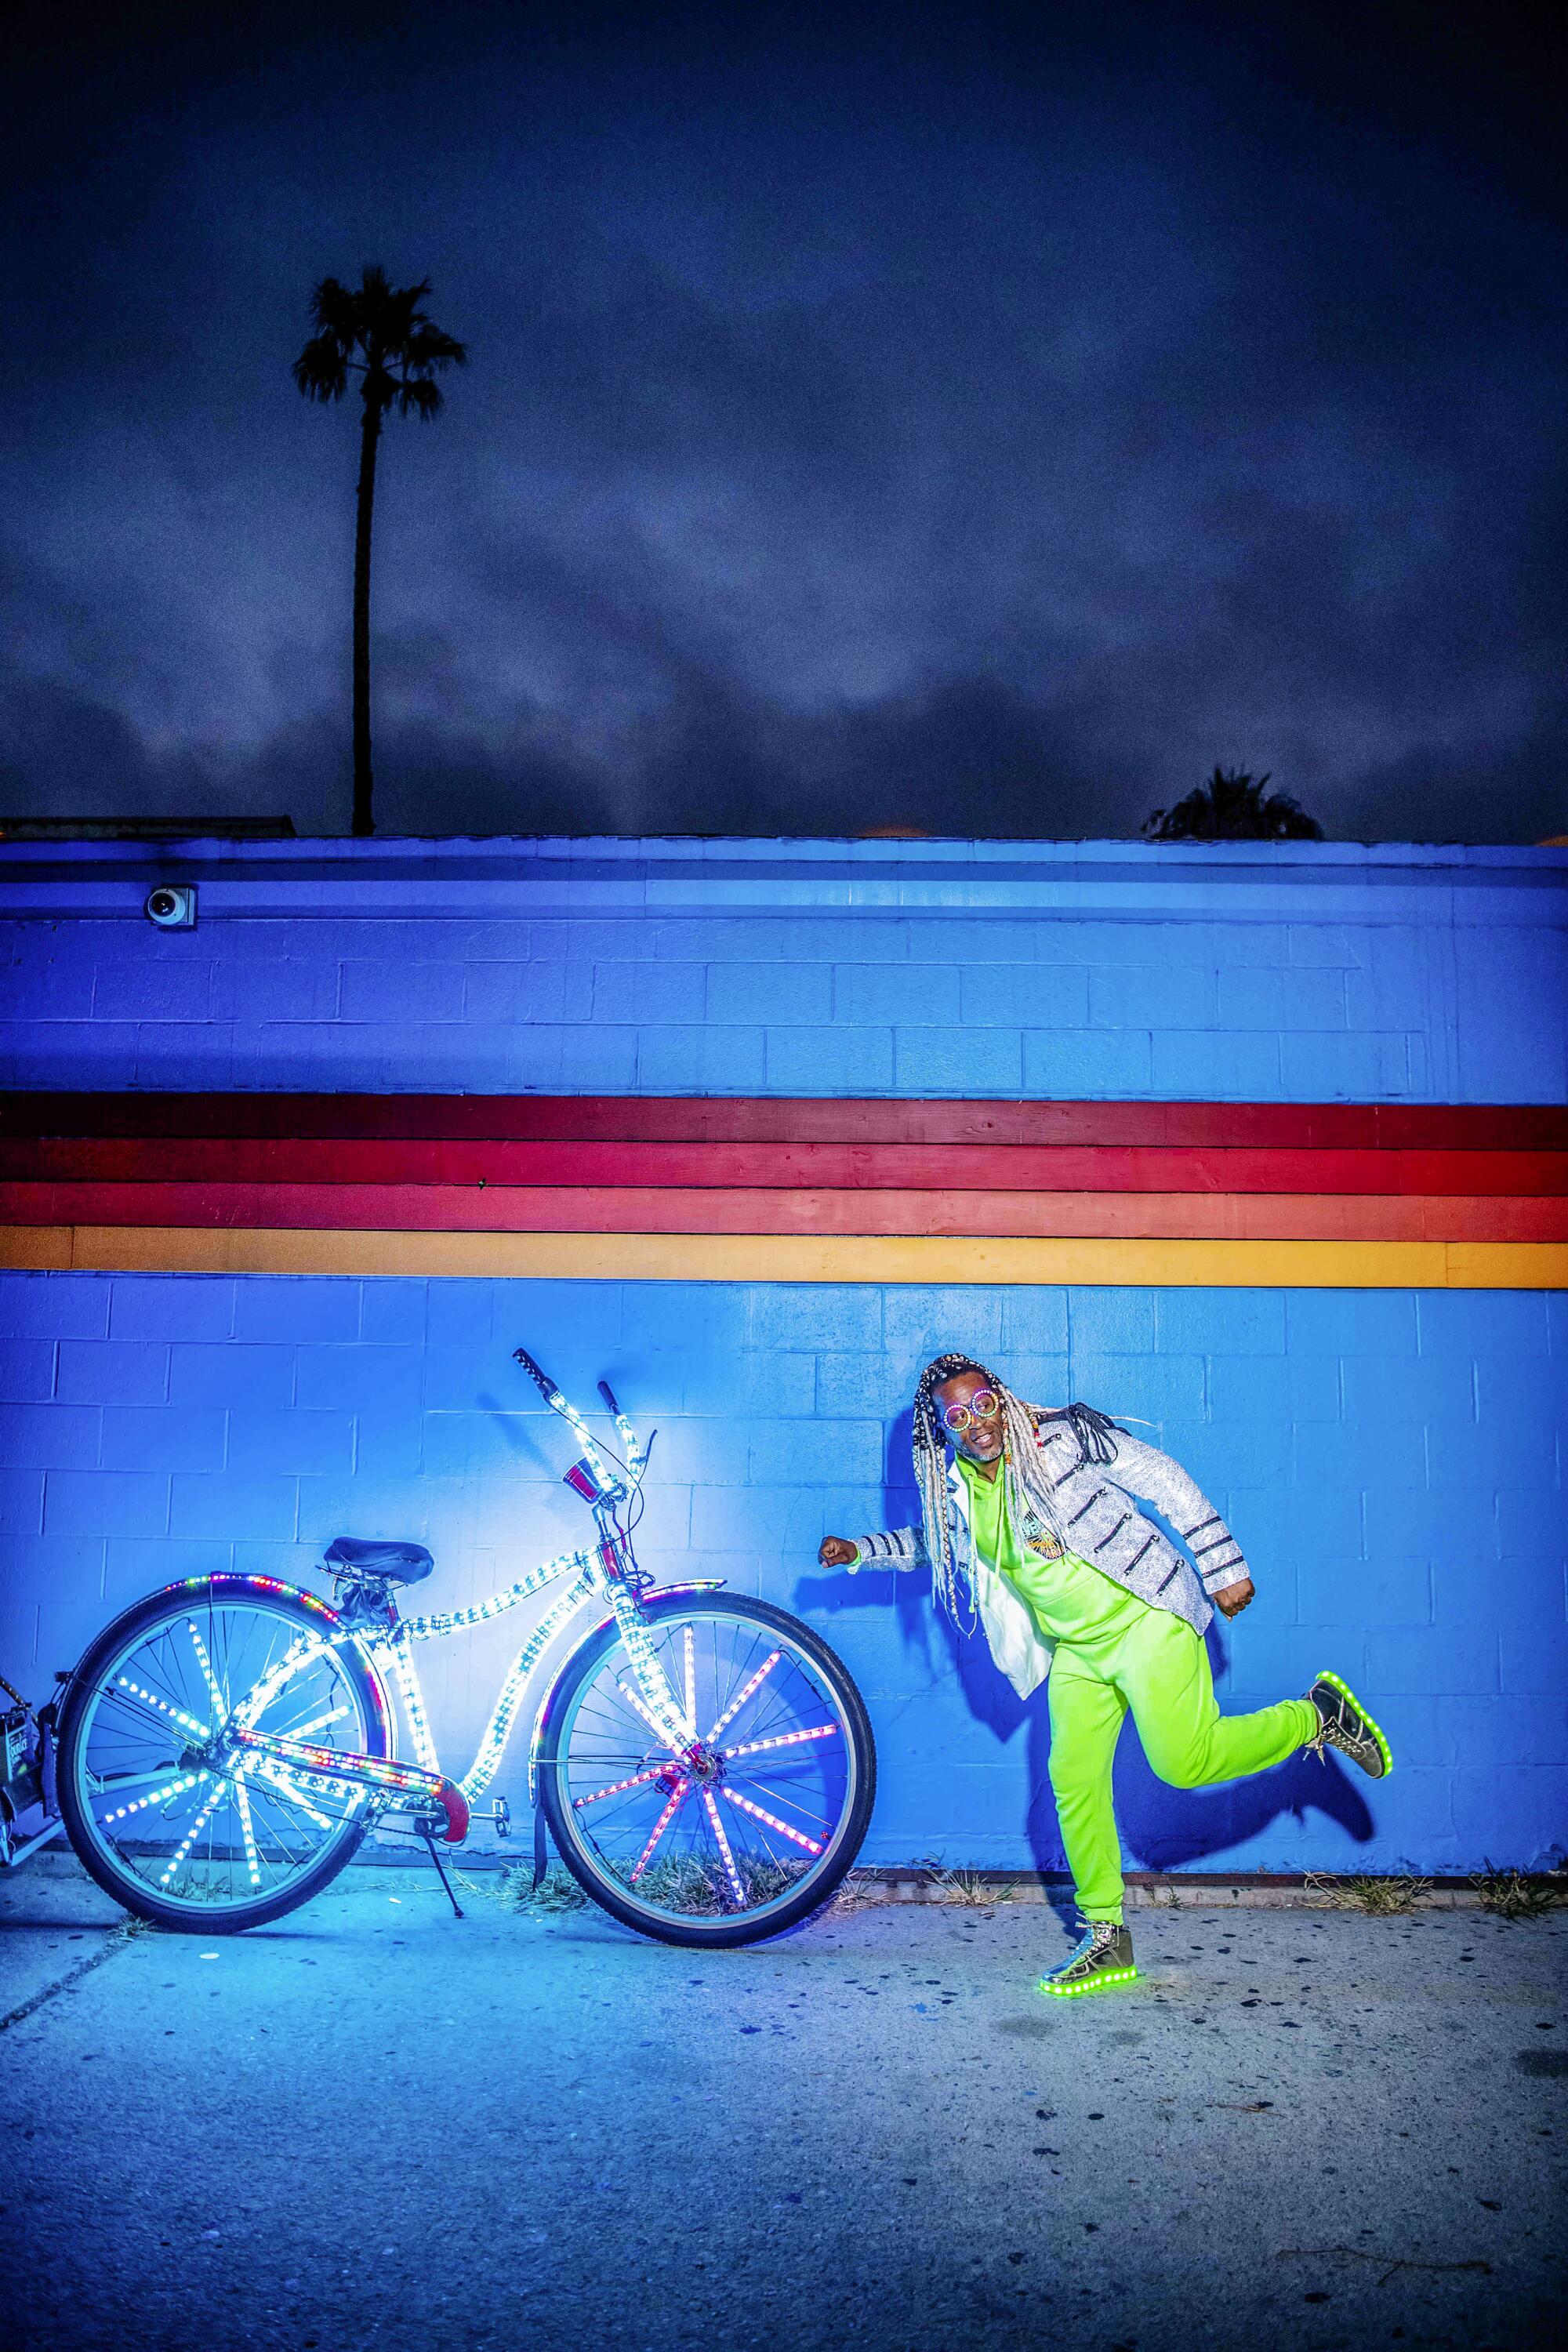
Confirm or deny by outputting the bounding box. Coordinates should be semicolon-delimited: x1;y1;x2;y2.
2;2;1565;840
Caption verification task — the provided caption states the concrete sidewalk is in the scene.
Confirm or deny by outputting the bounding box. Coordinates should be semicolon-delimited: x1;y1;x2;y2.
2;1857;1563;2352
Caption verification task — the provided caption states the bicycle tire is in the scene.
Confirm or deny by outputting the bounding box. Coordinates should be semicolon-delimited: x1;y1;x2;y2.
539;1592;876;1947
57;1576;389;1933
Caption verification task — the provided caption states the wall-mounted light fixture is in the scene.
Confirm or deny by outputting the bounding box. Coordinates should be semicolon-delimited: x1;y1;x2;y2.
144;884;197;929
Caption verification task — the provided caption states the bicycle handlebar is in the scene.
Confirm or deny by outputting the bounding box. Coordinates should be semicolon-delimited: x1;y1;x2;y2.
597;1378;621;1417
511;1345;557;1400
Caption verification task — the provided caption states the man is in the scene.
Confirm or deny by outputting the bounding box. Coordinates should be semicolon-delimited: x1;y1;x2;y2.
818;1352;1391;1997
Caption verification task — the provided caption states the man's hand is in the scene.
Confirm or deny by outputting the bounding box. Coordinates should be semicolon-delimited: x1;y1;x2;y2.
1212;1577;1254;1620
818;1536;861;1571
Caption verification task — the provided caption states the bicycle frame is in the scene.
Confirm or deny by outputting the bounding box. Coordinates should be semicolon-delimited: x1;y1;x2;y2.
209;1359;725;1846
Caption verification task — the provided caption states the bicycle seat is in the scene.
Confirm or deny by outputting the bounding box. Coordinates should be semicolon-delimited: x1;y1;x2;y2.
323;1536;435;1585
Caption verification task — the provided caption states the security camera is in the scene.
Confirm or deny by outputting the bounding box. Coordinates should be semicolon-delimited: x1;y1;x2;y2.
144;884;197;929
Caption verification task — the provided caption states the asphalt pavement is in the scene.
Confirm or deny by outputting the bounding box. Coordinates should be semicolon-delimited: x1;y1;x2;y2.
2;1855;1563;2352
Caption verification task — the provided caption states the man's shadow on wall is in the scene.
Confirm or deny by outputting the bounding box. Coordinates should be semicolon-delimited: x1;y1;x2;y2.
796;1405;1374;1872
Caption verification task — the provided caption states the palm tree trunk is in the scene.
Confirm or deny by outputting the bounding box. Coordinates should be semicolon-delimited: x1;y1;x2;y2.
351;396;382;837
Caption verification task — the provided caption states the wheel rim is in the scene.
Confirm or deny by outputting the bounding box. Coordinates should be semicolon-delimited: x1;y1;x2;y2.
553;1607;861;1927
69;1597;376;1919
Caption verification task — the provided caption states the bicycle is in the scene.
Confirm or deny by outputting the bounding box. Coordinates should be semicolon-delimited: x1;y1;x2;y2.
55;1347;877;1948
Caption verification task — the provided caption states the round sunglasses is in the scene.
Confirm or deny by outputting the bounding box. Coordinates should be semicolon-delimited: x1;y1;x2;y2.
941;1388;1000;1434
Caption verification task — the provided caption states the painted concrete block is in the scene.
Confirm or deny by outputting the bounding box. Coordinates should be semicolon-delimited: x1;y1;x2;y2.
339;962;466;1022
1156;1290;1287;1356
707;962;833;1025
637;1024;767;1091
167;1342;293;1410
168;1473;296;1543
1308;1550;1432;1626
1418;1292;1552;1358
590;961;706;1025
295;1345;426;1417
0;1019;140;1085
0;1340;57;1401
893;1026;1022;1094
461;963;571;1024
45;1469;167;1538
833;963;961;1025
764;1026;895;1091
1365;1624;1499;1695
101;1406;225;1474
0;1405;101;1471
0;1473;44;1535
1022;1027;1152;1095
1150;1030;1282;1098
0;1276;111;1342
881;1284;1005;1368
1069;1290;1157;1356
1285;1291;1419;1356
226;1409;354;1479
232;1279;360;1345
962;965;1090;1027
56;1339;167;1406
1087;964;1213;1031
747;1286;883;1352
111;1277;234;1343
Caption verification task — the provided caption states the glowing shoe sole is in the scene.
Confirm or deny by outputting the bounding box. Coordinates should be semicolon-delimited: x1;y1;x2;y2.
1036;1964;1140;1999
1314;1668;1394;1777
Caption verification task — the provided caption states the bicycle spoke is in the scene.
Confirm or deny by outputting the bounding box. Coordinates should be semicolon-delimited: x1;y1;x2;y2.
630;1780;688;1882
719;1784;823;1856
706;1649;782;1744
701;1788;746;1905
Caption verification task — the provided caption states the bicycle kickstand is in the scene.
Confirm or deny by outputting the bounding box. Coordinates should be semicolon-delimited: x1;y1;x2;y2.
417;1821;465;1919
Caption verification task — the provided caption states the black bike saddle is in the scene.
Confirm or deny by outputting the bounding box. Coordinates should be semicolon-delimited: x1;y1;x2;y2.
322;1536;435;1584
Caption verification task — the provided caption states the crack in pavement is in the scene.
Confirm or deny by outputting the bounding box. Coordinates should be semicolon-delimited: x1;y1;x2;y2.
0;1922;147;2033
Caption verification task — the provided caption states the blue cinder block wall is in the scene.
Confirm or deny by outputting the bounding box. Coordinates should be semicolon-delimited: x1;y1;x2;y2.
2;837;1565;1875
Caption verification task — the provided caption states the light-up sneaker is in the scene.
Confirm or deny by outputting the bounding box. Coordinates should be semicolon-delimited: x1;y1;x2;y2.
1037;1921;1137;1998
1305;1671;1392;1778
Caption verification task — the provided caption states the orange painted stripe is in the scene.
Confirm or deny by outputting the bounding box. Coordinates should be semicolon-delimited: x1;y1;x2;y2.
2;1181;1564;1243
3;1225;1564;1287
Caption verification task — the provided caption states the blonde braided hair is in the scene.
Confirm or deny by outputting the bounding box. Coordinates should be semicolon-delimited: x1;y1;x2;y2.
911;1353;1076;1630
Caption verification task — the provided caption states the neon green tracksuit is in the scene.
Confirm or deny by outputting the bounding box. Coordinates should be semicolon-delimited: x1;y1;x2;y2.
957;1457;1317;1924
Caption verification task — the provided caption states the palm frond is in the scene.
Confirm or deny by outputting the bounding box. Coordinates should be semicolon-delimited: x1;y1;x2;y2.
291;330;350;402
394;377;445;421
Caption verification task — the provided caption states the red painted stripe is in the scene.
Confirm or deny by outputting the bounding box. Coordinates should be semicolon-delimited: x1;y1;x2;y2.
5;1093;1567;1152
0;1136;1562;1196
5;1182;1563;1242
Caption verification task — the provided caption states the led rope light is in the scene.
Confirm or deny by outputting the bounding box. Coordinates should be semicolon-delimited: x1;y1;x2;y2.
459;1574;595;1804
99;1770;205;1825
706;1650;782;1744
233;1765;263;1888
255;1756;333;1829
723;1723;840;1760
718;1784;823;1856
387;1646;439;1773
159;1775;229;1885
608;1592;690;1751
682;1624;697;1740
616;1679;682;1754
278;1702;350;1742
629;1779;688;1883
186;1621;227;1719
543;1387;619;1496
571;1765;667;1811
400;1548;590;1642
114;1676;209;1740
701;1786;747;1905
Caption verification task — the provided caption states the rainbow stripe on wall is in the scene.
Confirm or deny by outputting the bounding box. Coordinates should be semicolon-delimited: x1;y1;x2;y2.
2;1094;1565;1286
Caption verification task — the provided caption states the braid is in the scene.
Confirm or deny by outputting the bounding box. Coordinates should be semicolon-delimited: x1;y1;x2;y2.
911;1352;1076;1632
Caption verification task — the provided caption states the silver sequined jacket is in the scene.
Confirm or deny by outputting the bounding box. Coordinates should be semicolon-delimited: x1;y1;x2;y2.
850;1408;1251;1700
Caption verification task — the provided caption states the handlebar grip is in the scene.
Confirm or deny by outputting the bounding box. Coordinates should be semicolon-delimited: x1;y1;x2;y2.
511;1346;557;1399
597;1378;621;1417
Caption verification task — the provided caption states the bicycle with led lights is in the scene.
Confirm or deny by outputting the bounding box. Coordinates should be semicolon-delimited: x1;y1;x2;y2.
54;1347;876;1947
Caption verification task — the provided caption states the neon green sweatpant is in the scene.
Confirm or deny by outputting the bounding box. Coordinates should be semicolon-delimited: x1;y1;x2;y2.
1045;1606;1318;1925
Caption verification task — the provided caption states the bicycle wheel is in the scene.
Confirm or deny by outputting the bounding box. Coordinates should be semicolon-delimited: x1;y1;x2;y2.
539;1592;875;1947
57;1575;389;1933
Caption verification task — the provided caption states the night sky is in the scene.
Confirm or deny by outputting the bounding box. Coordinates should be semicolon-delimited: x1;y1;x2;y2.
3;1;1564;842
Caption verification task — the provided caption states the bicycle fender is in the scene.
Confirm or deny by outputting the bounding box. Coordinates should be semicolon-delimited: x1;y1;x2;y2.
525;1578;727;1805
100;1571;394;1751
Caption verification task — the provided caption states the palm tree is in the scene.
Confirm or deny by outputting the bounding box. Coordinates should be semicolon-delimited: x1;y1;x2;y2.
1143;765;1324;842
292;267;466;836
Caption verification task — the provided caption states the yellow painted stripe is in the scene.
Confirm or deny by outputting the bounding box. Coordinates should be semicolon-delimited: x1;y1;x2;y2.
2;1225;1565;1287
